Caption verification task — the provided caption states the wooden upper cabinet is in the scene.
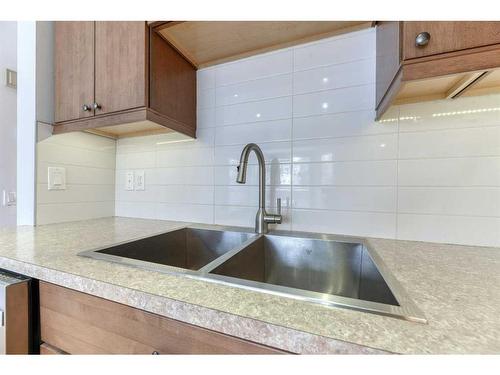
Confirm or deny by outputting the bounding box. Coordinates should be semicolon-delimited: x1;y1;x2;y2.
94;22;147;115
376;21;500;119
55;22;95;123
403;22;500;60
54;21;196;139
149;30;196;130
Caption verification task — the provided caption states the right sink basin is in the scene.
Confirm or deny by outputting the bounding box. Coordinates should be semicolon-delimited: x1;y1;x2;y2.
207;232;426;323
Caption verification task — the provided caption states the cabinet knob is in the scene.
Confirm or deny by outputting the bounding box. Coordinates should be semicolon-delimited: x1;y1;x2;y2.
82;104;91;112
92;102;102;111
415;32;431;47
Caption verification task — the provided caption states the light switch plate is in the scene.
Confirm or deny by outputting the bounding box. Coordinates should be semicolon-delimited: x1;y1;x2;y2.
125;171;135;191
48;167;66;190
6;69;17;89
135;170;145;191
2;190;16;206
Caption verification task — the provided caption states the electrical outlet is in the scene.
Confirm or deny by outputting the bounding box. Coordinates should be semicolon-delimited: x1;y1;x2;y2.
125;171;134;191
135;170;145;191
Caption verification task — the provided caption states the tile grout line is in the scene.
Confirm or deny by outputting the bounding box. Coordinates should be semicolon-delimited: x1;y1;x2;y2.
395;106;401;240
290;47;295;231
212;69;217;225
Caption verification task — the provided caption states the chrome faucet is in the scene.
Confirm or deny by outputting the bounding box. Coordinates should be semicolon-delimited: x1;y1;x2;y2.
236;143;282;234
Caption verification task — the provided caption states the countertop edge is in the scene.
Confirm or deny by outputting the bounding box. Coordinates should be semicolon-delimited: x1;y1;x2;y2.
0;255;390;355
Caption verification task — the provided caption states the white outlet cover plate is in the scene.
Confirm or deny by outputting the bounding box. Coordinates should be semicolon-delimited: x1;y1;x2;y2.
135;170;145;191
48;167;66;190
125;171;135;191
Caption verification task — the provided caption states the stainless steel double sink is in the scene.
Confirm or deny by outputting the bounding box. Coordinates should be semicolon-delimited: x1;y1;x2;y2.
78;225;426;323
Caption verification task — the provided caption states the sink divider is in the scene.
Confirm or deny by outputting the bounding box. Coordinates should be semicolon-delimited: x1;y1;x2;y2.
197;234;263;275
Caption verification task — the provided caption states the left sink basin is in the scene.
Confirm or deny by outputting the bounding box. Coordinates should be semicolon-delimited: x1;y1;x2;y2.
79;227;256;272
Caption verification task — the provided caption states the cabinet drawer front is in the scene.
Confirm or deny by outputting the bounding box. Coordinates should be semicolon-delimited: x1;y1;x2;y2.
94;22;147;115
55;22;95;123
39;282;285;355
403;21;500;60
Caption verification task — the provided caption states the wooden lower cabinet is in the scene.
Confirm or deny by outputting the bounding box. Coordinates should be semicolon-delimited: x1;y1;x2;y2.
39;281;286;355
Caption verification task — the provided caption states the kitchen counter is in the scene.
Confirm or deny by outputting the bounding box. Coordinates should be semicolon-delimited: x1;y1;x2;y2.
0;217;499;354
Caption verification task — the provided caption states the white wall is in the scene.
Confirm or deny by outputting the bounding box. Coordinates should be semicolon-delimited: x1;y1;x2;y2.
16;21;55;226
0;21;17;227
113;28;500;247
36;132;116;225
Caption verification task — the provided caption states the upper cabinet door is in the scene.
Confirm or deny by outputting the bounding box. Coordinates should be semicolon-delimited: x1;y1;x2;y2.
94;22;147;115
55;22;95;123
403;21;500;60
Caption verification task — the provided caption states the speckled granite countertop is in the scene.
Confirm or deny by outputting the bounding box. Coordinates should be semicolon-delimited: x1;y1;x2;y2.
0;217;499;354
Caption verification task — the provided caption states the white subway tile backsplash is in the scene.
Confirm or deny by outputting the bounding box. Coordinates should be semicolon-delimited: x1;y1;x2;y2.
293;84;375;117
398;157;500;187
292;186;396;212
43;131;116;153
157;203;213;224
214;164;291;186
292;133;397;163
115;151;155;170
37;202;115;225
292;161;397;186
215;185;291;208
216;74;292;106
38;184;115;204
197;88;216;109
197;107;216;129
36;132;116;225
293;109;398;140
293;30;375;71
398;94;500;132
37;162;115;185
216;96;292;126
115;201;158;219
292;209;396;238
157;147;214;167
155;166;214;186
214;142;291;166
111;27;500;247
37;142;116;169
398;187;500;217
197;68;216;90
397;214;500;247
293;58;375;94
157;185;214;205
215;119;291;146
215;50;293;86
399;126;500;159
215;205;291;230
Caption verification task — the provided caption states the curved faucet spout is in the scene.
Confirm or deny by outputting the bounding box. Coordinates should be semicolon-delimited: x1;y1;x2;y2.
236;143;265;184
236;143;281;234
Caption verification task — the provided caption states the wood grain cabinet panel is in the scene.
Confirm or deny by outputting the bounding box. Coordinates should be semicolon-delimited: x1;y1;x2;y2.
376;21;500;119
55;22;95;123
39;281;286;355
40;343;66;355
54;21;196;139
95;22;147;115
403;21;500;60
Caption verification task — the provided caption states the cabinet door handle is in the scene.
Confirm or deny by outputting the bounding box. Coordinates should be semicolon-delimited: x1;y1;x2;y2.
82;104;92;112
415;32;431;47
92;102;102;111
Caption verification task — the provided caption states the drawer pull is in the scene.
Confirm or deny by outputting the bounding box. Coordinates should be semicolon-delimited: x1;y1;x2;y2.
415;32;431;47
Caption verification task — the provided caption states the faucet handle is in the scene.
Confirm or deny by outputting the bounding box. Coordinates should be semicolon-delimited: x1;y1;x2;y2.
276;198;281;216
